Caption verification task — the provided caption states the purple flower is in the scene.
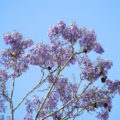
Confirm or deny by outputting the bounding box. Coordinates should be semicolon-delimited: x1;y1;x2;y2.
3;31;33;55
97;110;109;120
106;80;120;94
1;20;119;120
0;69;8;82
29;41;76;68
48;21;104;54
79;29;104;54
93;42;104;54
25;93;59;119
24;114;33;120
80;87;112;115
48;75;77;104
29;43;54;67
96;57;113;76
62;22;80;43
80;56;113;81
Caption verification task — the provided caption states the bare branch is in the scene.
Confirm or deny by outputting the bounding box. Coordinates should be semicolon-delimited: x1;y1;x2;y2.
14;68;46;111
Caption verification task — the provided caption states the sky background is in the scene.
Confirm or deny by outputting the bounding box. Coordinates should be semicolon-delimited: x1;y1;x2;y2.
0;0;120;120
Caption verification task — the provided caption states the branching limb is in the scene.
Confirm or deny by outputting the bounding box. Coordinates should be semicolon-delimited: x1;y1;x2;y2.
41;81;92;120
14;68;46;111
35;52;77;120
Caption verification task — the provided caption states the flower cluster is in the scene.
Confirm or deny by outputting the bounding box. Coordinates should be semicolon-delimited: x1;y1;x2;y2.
79;29;104;54
48;75;77;104
97;110;109;120
81;87;112;110
0;21;119;120
0;70;8;120
25;92;59;119
24;76;77;119
80;56;112;82
3;31;33;55
0;50;30;75
0;32;33;77
29;41;76;68
48;20;104;54
25;96;40;120
29;43;54;67
80;87;112;120
0;92;6;120
0;69;8;82
0;95;6;113
106;80;120;94
50;41;76;66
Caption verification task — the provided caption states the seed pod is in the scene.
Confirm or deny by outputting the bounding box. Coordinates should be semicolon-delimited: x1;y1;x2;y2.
93;103;97;108
101;76;107;83
108;108;111;112
104;103;108;108
99;70;104;76
83;48;87;53
48;66;51;70
118;81;120;85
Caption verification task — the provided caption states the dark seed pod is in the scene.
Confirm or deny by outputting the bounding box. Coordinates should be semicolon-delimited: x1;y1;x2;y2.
74;105;79;108
55;115;61;120
24;64;28;68
101;76;107;83
99;67;104;76
118;81;120;85
108;108;111;112
83;48;87;53
99;71;104;76
48;66;51;70
73;38;77;44
104;103;108;108
93;103;97;108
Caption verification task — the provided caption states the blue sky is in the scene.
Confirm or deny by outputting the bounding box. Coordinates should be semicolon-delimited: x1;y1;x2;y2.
0;0;120;119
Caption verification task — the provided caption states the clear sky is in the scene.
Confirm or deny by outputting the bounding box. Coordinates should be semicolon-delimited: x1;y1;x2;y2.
0;0;120;120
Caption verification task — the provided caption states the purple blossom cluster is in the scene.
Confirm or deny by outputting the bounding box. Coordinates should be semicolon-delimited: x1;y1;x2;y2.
80;56;113;81
3;31;33;54
25;96;39;120
79;29;104;54
97;110;109;120
48;75;77;104
25;76;77;119
0;31;34;76
29;41;76;68
0;92;6;119
0;69;8;118
0;50;30;75
50;41;76;66
0;94;6;113
25;93;59;119
24;114;33;120
0;69;8;82
81;87;112;110
29;43;54;67
48;20;104;54
106;80;120;94
0;21;120;120
80;88;112;120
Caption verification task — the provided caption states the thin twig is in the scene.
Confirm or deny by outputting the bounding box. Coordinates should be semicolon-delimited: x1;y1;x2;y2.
14;68;46;111
41;81;92;120
35;53;76;120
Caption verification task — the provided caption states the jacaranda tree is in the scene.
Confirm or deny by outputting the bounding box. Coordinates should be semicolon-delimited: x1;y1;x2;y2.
0;20;119;120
